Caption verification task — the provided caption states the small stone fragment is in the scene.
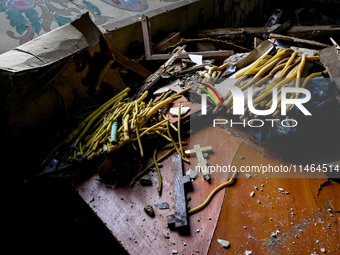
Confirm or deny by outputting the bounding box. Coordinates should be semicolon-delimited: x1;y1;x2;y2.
278;188;284;192
245;250;252;255
271;232;277;238
169;106;190;116
144;205;155;217
217;239;230;248
320;248;326;253
172;250;178;254
245;174;252;179
153;83;173;95
250;191;255;197
140;175;152;186
186;169;198;180
155;202;170;209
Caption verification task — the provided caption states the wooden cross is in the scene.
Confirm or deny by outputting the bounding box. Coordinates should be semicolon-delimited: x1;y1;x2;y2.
185;144;213;181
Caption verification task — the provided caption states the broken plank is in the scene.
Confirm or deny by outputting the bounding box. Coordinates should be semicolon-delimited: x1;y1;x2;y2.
148;50;234;61
319;46;340;89
269;33;330;49
198;27;271;49
199;24;340;41
199;25;340;41
285;25;340;40
167;155;191;230
137;45;185;96
141;14;153;59
111;49;152;78
167;38;250;52
154;32;181;53
198;27;268;39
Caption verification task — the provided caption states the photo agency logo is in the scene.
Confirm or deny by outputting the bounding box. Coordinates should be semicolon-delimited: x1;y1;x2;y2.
198;80;312;128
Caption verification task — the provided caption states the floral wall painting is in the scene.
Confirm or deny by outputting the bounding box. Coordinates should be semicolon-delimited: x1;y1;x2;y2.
100;0;147;12
0;0;149;46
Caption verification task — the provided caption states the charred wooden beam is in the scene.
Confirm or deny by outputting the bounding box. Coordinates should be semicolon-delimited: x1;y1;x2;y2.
198;27;268;40
154;32;182;53
319;45;340;90
199;24;340;46
167;155;192;230
147;50;234;61
269;33;330;49
111;49;152;78
285;25;340;41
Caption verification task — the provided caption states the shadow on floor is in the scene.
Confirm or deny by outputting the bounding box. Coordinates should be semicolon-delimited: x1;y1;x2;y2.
5;177;128;254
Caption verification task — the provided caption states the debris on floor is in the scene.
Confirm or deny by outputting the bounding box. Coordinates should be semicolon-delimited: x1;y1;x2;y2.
140;175;152;186
169;106;190;117
155;202;170;210
3;3;340;255
186;169;198;180
144;205;155;218
217;239;230;249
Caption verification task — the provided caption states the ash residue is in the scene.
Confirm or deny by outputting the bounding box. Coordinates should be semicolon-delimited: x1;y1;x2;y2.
265;236;284;254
